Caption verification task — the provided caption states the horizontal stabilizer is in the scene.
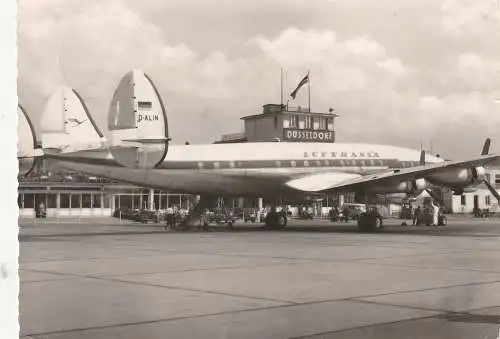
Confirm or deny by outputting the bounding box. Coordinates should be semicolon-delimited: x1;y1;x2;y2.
121;137;171;144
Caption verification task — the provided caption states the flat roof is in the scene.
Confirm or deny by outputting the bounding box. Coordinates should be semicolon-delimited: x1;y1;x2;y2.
241;111;339;120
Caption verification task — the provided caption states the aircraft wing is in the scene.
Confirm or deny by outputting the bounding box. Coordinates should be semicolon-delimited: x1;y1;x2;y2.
286;154;500;193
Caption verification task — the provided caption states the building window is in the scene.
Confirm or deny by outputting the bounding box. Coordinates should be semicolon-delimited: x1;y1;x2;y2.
485;195;491;206
71;194;80;209
60;194;70;208
289;115;298;128
319;117;327;130
304;116;312;129
461;195;466;206
82;194;91;208
282;119;290;128
91;194;101;208
22;194;33;208
496;174;500;186
313;117;320;130
327;117;334;131
47;194;57;208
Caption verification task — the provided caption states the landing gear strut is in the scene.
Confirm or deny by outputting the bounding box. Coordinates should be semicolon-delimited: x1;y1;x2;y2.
354;192;383;232
264;205;288;230
357;212;383;232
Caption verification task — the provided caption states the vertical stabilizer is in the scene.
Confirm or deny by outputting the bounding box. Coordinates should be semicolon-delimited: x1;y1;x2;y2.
107;69;169;168
18;104;41;176
41;86;105;151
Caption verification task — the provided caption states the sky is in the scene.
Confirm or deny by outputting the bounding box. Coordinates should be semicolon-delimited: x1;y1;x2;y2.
17;0;500;159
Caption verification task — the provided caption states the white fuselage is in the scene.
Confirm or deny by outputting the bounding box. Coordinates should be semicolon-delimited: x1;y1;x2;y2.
51;142;443;197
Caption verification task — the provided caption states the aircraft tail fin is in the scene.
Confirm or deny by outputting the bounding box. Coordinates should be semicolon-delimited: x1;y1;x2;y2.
481;138;491;156
40;86;106;152
107;69;170;168
18;104;43;176
419;150;425;166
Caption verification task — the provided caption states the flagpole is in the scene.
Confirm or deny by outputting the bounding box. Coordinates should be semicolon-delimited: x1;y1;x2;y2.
280;68;283;109
308;70;311;112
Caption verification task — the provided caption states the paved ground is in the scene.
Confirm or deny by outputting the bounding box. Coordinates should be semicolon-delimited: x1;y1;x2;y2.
18;217;500;338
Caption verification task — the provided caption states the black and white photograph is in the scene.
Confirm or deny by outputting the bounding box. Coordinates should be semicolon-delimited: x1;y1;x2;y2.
11;0;500;338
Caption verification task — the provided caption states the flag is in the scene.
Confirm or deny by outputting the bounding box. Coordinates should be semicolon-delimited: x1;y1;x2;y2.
290;72;309;99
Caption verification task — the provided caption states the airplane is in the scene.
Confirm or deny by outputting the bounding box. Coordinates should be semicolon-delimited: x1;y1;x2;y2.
17;69;500;232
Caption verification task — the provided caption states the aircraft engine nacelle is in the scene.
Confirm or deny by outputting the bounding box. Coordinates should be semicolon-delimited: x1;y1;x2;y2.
367;178;427;195
108;69;170;169
427;166;486;188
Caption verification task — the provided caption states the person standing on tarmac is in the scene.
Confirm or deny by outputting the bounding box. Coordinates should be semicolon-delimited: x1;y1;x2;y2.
431;200;440;226
413;206;421;226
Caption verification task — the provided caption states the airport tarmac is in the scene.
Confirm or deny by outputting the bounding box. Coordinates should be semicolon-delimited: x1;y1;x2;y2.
18;217;500;338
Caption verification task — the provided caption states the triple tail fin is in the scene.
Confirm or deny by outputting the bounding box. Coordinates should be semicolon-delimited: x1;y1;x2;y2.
18;104;43;176
107;69;170;169
41;86;106;153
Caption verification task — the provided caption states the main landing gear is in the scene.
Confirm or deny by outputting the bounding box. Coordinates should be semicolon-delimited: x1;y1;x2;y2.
357;206;383;232
264;206;288;230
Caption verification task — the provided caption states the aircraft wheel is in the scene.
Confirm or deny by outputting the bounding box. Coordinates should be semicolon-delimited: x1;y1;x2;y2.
265;213;287;230
357;214;383;232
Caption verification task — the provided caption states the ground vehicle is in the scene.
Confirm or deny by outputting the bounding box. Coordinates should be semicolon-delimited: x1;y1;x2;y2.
297;207;314;220
205;211;237;227
400;199;416;219
342;203;366;221
415;199;447;226
35;204;47;218
130;209;158;224
243;209;258;223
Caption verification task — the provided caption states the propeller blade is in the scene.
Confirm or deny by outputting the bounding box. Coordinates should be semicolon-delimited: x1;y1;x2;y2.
481;138;491;156
419;150;426;166
483;179;500;202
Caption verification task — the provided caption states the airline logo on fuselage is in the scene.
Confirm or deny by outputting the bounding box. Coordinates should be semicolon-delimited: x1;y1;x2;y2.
137;113;159;123
303;151;381;158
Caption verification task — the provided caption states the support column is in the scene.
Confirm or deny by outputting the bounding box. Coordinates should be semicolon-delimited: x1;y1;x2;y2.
149;188;154;210
257;197;263;222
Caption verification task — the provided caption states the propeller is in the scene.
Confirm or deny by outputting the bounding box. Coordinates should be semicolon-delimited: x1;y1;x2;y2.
417;138;498;205
478;138;499;202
